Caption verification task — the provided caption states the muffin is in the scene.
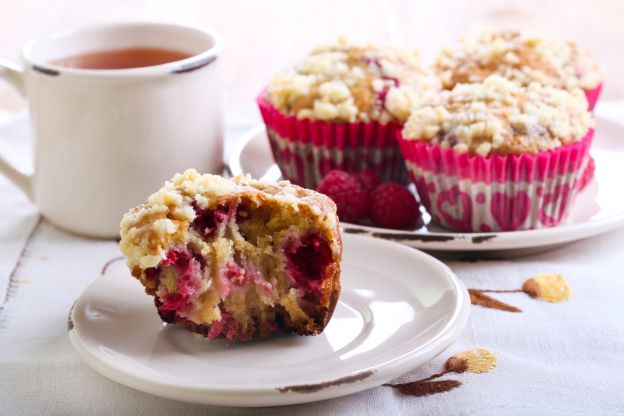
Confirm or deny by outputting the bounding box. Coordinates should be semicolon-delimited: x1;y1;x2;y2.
119;170;342;341
434;29;603;110
258;37;439;189
398;75;594;232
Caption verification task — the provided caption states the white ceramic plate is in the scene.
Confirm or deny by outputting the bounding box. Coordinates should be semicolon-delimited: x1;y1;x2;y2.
227;115;624;254
68;234;469;407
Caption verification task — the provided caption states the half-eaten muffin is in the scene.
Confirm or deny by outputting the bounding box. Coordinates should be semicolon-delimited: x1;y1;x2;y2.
119;170;342;342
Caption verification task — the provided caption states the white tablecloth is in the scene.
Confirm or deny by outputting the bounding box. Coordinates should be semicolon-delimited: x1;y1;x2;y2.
1;109;624;416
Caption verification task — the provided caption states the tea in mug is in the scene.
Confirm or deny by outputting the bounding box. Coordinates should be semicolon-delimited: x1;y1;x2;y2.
51;47;192;69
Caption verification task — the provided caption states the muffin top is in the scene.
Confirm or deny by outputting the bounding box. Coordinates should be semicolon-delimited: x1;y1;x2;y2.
435;29;603;91
265;38;439;123
120;169;339;269
401;75;593;156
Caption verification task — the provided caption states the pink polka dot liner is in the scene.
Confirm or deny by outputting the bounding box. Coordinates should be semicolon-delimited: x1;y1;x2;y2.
397;129;594;232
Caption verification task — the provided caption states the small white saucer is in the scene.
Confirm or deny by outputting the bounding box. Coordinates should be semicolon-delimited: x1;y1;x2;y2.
227;114;624;254
68;234;469;407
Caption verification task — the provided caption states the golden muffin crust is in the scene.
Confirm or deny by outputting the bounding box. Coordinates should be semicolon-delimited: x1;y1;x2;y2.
435;29;603;91
401;75;593;156
265;37;439;123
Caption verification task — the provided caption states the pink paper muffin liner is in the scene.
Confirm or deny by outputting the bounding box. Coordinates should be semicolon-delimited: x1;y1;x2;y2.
398;130;594;232
576;155;595;191
257;95;409;189
585;83;602;111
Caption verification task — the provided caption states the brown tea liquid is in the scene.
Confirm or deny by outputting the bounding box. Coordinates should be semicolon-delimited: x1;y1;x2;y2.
51;47;192;69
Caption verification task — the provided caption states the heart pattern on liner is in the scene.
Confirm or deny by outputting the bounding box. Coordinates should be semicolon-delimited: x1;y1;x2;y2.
538;184;572;226
407;171;582;232
398;127;592;232
436;186;473;231
490;191;531;231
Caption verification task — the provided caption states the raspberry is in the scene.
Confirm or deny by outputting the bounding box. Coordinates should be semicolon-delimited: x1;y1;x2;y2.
354;169;382;194
316;170;369;223
370;183;422;229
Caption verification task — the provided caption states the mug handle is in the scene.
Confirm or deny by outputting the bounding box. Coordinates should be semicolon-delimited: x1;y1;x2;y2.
0;59;32;199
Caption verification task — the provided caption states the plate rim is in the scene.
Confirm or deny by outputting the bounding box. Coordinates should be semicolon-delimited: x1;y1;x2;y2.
227;123;624;252
68;234;470;406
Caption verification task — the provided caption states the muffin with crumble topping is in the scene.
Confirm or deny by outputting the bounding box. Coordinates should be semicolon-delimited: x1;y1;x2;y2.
119;170;342;342
398;75;594;232
257;38;439;189
434;29;603;110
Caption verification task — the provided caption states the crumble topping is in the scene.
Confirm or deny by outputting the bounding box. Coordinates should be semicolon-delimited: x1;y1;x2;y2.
120;169;338;269
401;75;593;156
435;29;603;91
265;37;439;123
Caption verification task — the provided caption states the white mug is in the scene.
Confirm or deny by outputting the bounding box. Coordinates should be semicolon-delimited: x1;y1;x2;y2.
0;22;224;238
